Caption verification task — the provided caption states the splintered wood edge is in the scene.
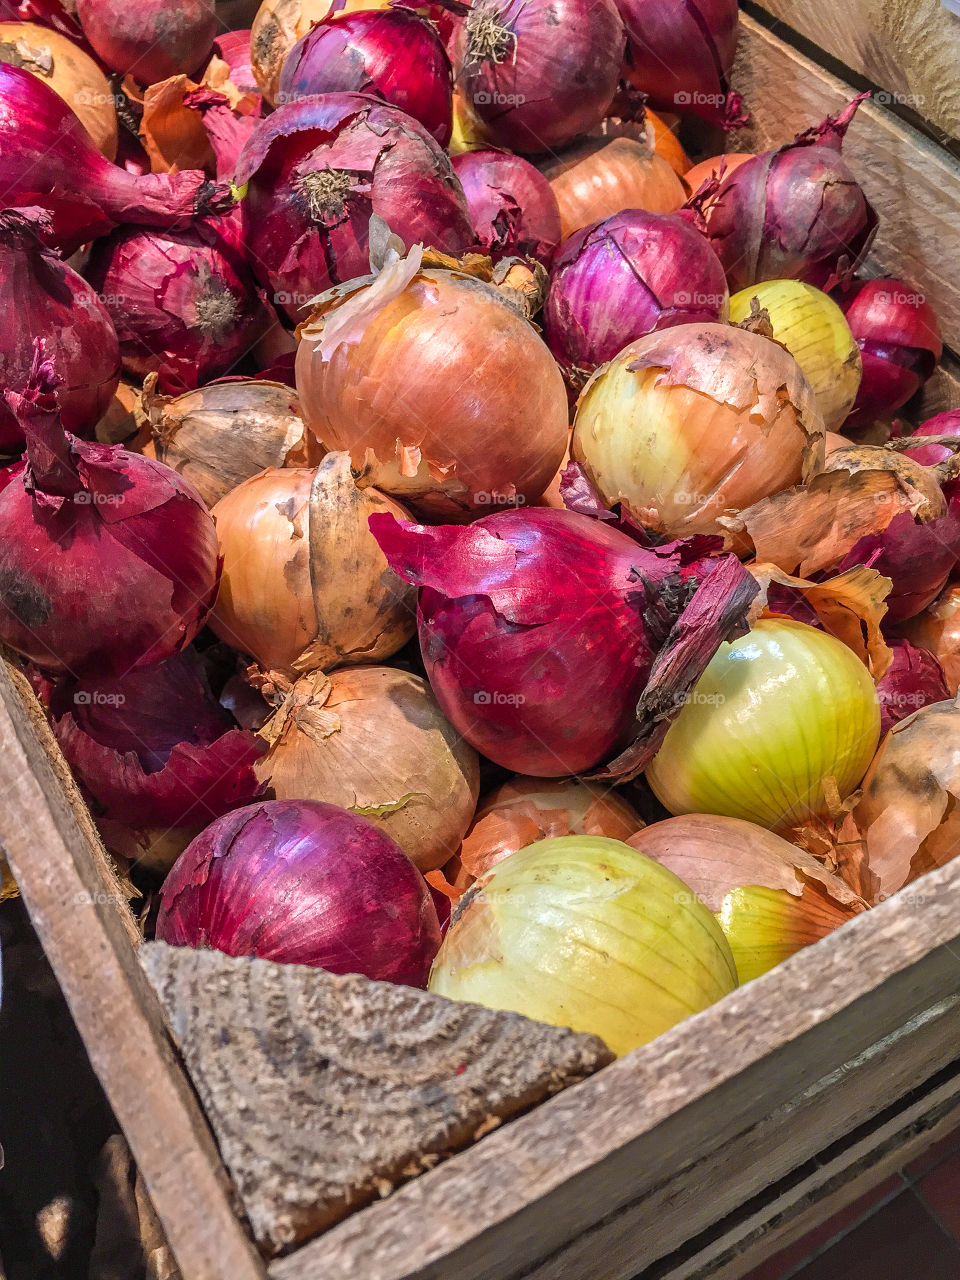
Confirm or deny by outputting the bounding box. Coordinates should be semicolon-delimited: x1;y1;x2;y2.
0;660;266;1280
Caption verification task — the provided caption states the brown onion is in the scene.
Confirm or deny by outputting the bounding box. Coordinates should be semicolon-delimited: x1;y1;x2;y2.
140;374;321;508
899;585;960;695
540;137;686;239
683;151;753;195
254;666;480;873
0;20;118;159
210;452;416;675
820;444;947;523
250;0;383;105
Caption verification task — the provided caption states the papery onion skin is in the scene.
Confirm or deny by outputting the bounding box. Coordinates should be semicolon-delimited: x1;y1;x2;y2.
76;0;217;84
683;152;753;195
429;835;738;1056
646;618;881;830
451;150;561;264
296;266;568;518
212;30;262;111
0;19;118;158
898;586;960;696
876;637;949;735
545;210;729;385
255;666;480;874
903;411;960;470
451;0;624;155
728;281;861;430
235;92;472;324
157;799;442;986
541;137;686;240
571;322;825;541
0;211;120;450
277;8;453;147
210;453;416;676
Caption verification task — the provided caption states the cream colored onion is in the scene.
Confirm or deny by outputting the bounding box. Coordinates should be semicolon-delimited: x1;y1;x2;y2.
899;585;960;694
572;322;826;542
540;137;686;239
251;0;387;104
210;452;416;674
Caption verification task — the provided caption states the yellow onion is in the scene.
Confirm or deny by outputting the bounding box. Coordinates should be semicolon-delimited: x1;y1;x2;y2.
0;21;118;159
140;374;321;508
295;247;568;518
449;90;492;155
729;281;862;430
825;431;851;455
682;151;753;195
853;695;960;903
820;444;947;523
250;0;386;104
429;835;738;1056
646;618;881;830
899;585;960;694
254;666;480;873
210;452;416;674
540;137;686;240
572;322;825;542
629;815;865;983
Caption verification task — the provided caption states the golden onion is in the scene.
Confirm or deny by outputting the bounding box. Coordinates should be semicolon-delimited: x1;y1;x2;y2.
429;835;738;1056
209;452;416;675
254;666;480;873
572;322;825;542
900;584;960;694
729;281;862;430
541;137;686;240
295;249;569;518
682;151;753;196
630;815;864;983
645;618;881;830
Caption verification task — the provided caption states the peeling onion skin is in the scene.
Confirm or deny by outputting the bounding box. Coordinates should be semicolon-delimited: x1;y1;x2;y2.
250;0;384;107
898;586;960;696
452;149;562;264
876;638;950;735
157;799;442;986
76;0;217;85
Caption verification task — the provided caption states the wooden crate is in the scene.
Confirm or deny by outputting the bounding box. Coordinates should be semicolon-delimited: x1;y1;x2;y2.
5;13;960;1280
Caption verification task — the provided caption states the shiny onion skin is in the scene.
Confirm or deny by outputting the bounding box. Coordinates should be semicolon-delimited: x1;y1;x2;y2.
571;323;825;541
76;0;217;84
429;835;738;1056
278;8;453;147
371;506;759;779
541;137;686;240
904;411;960;469
0;357;220;677
838;279;943;430
451;150;561;264
545;210;729;385
0;64;231;256
646;618;881;830
250;0;385;106
157;799;442;986
0;19;118;158
0;211;119;450
452;0;625;155
616;0;743;129
876;637;949;735
235;93;473;324
296;263;568;518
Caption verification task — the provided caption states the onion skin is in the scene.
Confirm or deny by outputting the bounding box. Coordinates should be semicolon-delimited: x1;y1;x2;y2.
0;211;120;450
429;835;738;1057
899;586;960;696
0;19;118;158
212;30;262;111
76;0;217;84
646;618;881;830
278;8;453;147
904;411;960;469
546;210;728;385
451;150;561;265
255;666;480;874
452;0;624;155
876;637;950;735
157;799;442;986
683;152;752;194
250;0;384;106
235;93;472;325
541;137;686;240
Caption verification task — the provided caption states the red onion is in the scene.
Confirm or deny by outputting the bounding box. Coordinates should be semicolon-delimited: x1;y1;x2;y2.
451;0;624;154
838;502;960;623
51;648;265;829
0;1;87;43
156;799;442;986
278;8;453;147
876;637;949;735
235;92;473;324
211;30;262;113
370;507;757;779
616;0;744;129
451;150;561;264
0;64;231;255
85;220;269;395
181;87;261;181
0;351;220;676
0;211;119;451
76;0;217;84
904;411;960;470
545;209;728;384
705;97;877;294
838;279;943;430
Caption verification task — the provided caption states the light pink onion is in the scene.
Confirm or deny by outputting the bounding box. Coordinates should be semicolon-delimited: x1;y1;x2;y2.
451;149;561;264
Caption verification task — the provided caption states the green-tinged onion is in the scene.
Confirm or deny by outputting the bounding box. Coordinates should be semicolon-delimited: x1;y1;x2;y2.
645;618;880;830
428;835;738;1056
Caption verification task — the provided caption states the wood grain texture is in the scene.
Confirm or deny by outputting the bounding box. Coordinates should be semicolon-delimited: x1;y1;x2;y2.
733;14;960;355
142;943;612;1256
0;660;266;1280
750;0;960;142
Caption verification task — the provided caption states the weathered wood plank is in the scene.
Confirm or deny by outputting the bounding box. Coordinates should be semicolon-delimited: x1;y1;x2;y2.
0;661;266;1280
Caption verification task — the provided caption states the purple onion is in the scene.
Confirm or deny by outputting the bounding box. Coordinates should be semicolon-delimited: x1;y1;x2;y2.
452;150;562;264
545;209;728;383
840;503;960;624
876;637;949;735
278;8;453;147
904;411;960;469
157;799;442;986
